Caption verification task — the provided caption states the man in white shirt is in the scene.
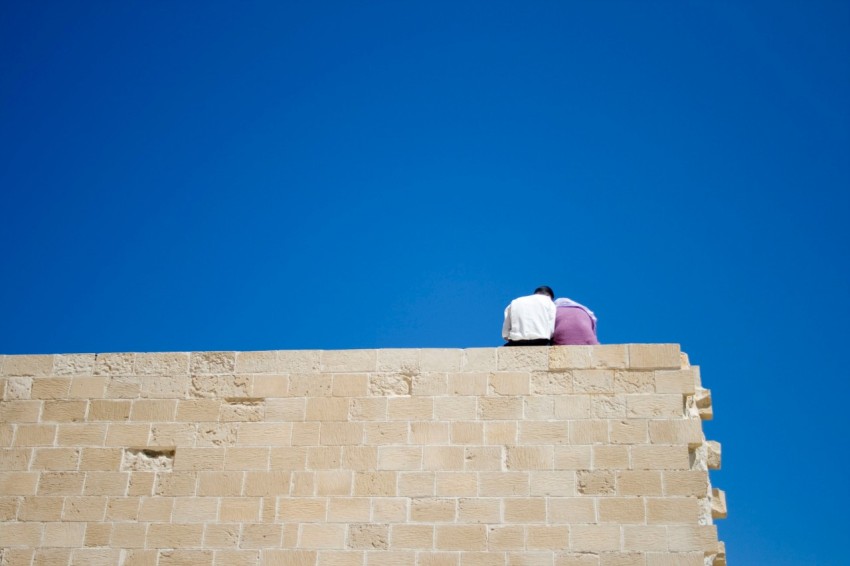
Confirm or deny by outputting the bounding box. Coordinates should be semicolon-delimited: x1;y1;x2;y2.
502;286;556;346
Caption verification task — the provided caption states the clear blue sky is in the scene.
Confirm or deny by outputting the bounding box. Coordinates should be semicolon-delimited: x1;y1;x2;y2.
2;1;848;563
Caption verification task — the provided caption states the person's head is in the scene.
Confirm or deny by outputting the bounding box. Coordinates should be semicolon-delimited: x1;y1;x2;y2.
534;286;554;299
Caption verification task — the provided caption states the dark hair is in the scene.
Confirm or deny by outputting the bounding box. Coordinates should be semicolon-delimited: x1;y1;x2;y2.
534;286;554;299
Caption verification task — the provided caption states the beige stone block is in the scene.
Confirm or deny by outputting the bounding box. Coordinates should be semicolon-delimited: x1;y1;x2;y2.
268;447;307;472
458;497;500;523
196;471;243;496
321;422;363;446
213;550;259;566
263;550;320;565
0;471;38;494
627;395;683;418
218;497;261;522
479;472;529;496
318;550;365;565
287;422;318;447
488;525;524;551
348;523;390;551
435;472;478;496
290;471;314;495
0;521;42;546
0;550;34;565
654;370;696;395
251;374;289;398
276;350;321;373
225;447;269;470
399;470;439;493
154;471;196;497
485;421;517;444
554;396;592;419
137;374;189;399
412;372;448;396
645;553;704;566
349;398;386;421
711;488;727;519
464;446;502;472
436;525;485;551
525;397;555;420
304;447;339;470
530;370;572;395
577;470;615;495
421;446;465;471
203;523;241;548
149;422;197;447
555;553;599;566
157;549;214;565
85;521;112;547
170;496;218;522
31;377;71;400
277;497;327;521
37;471;84;495
570;421;608;445
43;521;86;547
570;525;620;552
244;471;291;496
190;374;251;400
79;448;122;471
391;524;434;549
498;346;549;371
648;420;702;447
0;448;31;470
617;471;663;496
0;423;11;447
527;525;570;550
353;471;396;496
4;376;32;401
530;471;576;496
507;446;553;470
548;497;596;523
322;350;377;373
42;400;87;422
306;398;349;422
13;424;56;446
237;423;293;446
18;496;63;520
706;441;721;470
219;399;264;422
588;345;629;369
33;548;72;565
0;400;41;422
628;345;680;370
598;552;644;566
31;447;78;470
372;497;408;521
190;351;236;374
549;346;593;370
646;497;699;524
388;397;433;420
631;446;689;470
451;422;483;445
331;373;368;397
105;497;140;521
666;525;717;552
505;497;546;522
91;354;135;379
609;420;648;445
105;375;140;398
411;497;455;522
552;446;590;470
377;348;420;372
174;447;226;471
621;525;667;551
479;397;522;420
461;348;496;372
3;354;54;376
134;352;189;376
593;446;630;470
448;372;488;395
62;497;107;522
613;371;654;394
235;351;277;373
520;422;569;445
489;372;530;395
662;471;708;497
411;421;449;444
591;396;627;419
432;398;474;424
341;446;377;471
315;470;352;496
368;372;412;397
104;423;151;447
573;370;615;394
378;446;422;470
420;349;463;372
147;522;204;547
598;497;645;524
127;471;154;496
84;471;129;496
327;497;370;522
289;373;333;397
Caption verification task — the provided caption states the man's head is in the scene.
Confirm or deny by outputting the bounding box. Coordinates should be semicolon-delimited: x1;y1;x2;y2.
534;286;555;299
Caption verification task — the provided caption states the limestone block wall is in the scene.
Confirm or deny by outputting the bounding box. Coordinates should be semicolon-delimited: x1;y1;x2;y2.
0;345;725;566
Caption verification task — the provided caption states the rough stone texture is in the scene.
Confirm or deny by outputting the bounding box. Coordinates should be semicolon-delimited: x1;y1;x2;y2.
0;345;724;564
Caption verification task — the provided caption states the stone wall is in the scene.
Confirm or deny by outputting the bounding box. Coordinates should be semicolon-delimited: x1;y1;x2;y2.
0;345;725;565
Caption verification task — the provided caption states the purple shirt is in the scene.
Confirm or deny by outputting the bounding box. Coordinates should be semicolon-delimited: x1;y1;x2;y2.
552;306;599;345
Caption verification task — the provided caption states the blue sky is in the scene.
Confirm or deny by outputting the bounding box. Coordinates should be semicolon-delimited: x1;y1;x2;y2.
2;1;848;563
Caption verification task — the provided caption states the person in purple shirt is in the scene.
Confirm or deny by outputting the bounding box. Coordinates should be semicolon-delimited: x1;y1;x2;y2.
552;297;599;345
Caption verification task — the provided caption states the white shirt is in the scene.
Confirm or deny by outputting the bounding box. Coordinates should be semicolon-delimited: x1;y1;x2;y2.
502;294;556;341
